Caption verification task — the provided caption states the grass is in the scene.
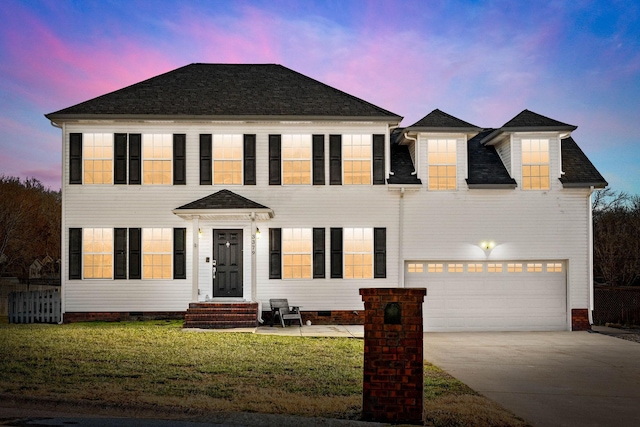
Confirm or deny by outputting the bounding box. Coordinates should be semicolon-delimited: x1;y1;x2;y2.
0;320;529;426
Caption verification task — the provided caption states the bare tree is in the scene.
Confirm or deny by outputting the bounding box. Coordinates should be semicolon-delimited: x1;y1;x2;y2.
0;176;61;280
593;188;640;287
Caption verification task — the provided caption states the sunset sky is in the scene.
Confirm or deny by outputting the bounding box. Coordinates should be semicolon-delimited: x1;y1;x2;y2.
1;0;638;194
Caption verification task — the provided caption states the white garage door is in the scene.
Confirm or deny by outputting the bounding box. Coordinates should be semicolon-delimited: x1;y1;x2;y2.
405;261;567;332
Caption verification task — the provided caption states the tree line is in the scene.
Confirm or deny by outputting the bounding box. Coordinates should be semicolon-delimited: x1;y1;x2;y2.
1;175;639;286
0;176;61;280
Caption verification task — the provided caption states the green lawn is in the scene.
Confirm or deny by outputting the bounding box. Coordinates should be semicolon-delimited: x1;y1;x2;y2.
0;320;528;426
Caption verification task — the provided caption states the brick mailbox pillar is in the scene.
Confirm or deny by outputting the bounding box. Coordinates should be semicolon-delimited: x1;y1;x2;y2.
359;288;427;425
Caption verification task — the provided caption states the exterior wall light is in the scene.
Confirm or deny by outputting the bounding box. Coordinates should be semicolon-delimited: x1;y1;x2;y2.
480;241;496;251
256;228;261;239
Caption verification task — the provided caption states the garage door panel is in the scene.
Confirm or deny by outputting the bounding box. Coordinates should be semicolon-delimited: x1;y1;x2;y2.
406;261;567;332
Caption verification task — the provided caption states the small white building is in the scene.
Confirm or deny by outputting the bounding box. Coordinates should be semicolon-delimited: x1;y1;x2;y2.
46;64;606;331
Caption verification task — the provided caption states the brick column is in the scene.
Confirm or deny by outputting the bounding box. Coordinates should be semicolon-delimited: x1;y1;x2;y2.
359;288;426;425
571;308;591;331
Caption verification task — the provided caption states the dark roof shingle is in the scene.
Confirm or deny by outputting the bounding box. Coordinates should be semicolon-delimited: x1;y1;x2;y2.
501;109;577;130
46;63;402;121
176;190;270;210
559;137;608;188
405;109;480;131
466;130;517;188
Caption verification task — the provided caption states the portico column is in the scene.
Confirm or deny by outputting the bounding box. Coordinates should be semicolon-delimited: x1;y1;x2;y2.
192;215;200;302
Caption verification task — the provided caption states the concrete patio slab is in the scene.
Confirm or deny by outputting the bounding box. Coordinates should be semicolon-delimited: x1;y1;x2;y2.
423;331;640;427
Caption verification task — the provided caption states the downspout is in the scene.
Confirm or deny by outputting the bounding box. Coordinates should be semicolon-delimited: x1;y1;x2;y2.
403;132;419;177
399;187;405;288
588;186;595;326
251;212;264;324
50;120;64;324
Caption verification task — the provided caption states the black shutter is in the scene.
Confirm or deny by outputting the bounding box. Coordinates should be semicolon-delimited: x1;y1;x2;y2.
200;134;212;185
373;134;385;185
312;134;325;185
69;133;82;184
374;228;386;278
129;228;141;279
128;134;141;185
244;134;256;185
313;228;325;278
330;228;343;278
329;135;342;185
269;135;281;185
69;228;82;279
114;134;127;184
173;134;186;185
114;228;127;279
269;228;281;279
174;228;186;279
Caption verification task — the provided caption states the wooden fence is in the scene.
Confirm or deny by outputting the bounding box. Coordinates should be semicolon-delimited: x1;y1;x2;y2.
8;289;61;324
593;286;640;326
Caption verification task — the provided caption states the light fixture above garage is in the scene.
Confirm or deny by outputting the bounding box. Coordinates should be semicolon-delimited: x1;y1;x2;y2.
480;240;496;251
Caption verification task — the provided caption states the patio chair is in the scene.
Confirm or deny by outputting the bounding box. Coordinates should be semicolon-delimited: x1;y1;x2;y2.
269;298;303;327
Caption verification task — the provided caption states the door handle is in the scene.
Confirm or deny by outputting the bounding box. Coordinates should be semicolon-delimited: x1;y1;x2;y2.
212;266;217;279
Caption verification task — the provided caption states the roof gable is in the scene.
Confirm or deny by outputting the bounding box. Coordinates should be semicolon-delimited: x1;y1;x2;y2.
46;63;402;121
176;189;270;210
405;109;480;132
502;109;577;130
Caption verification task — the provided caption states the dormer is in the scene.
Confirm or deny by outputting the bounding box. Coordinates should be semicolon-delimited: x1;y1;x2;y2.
397;109;481;190
481;110;588;190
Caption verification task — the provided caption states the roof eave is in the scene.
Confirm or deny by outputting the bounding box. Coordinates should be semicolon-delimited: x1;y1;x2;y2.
45;113;403;124
466;182;517;189
482;125;578;145
404;126;482;133
560;181;608;189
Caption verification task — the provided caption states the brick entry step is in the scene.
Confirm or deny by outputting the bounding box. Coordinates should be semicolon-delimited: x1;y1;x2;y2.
183;302;258;329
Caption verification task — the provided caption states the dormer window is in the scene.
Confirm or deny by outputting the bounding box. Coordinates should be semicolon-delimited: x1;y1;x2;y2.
428;139;456;190
521;139;550;190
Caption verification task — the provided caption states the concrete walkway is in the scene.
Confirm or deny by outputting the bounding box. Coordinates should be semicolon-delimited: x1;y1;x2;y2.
423;330;640;427
184;324;365;338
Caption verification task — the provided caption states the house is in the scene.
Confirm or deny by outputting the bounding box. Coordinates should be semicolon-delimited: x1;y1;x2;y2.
45;63;607;331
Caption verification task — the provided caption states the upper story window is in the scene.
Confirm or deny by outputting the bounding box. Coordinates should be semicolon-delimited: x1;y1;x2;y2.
343;135;372;185
282;135;312;185
142;228;172;279
282;228;312;279
83;134;113;184
83;228;113;279
143;134;172;184
344;227;373;278
428;139;456;190
521;139;549;190
213;135;243;185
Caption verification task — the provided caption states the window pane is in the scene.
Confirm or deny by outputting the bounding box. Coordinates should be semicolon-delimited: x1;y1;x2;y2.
83;228;113;279
213;135;243;185
282;228;313;279
522;139;550;190
428;139;456;190
142;228;172;279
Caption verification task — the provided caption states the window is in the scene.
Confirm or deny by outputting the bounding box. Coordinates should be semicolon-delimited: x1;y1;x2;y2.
282;228;312;279
282;135;311;185
507;263;523;273
344;228;373;278
527;263;543;273
427;263;443;273
428;139;456;190
448;263;463;273
142;228;172;279
488;263;503;273
213;134;243;184
83;133;113;184
83;228;113;279
468;263;483;273
408;263;423;273
143;134;172;184
343;135;371;184
547;263;563;272
522;139;550;190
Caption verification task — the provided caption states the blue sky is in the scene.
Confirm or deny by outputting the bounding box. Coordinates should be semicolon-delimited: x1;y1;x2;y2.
0;0;638;193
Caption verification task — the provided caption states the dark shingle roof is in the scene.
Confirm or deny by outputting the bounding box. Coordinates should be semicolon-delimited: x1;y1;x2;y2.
466;130;517;188
388;142;422;185
502;109;577;130
46;64;402;121
559;137;608;188
176;190;270;210
405;109;480;131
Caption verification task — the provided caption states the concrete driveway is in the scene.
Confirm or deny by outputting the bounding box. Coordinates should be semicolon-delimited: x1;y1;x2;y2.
423;330;640;427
